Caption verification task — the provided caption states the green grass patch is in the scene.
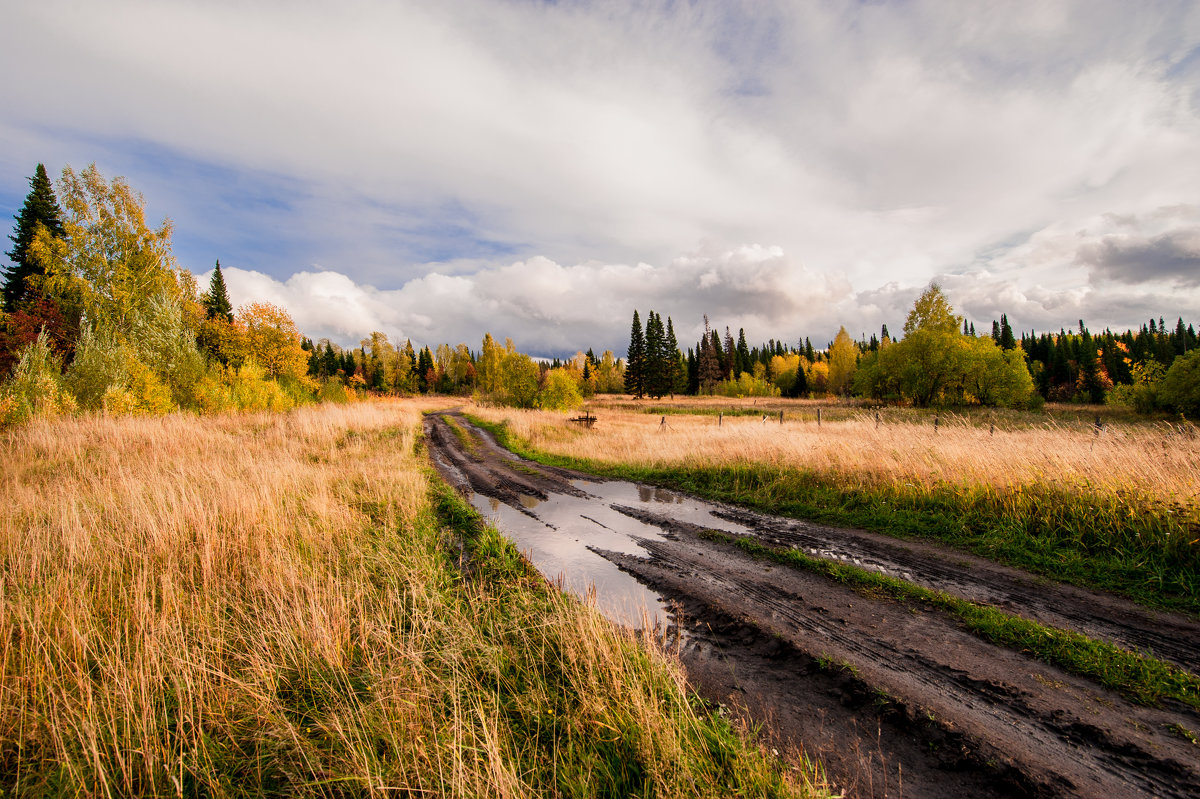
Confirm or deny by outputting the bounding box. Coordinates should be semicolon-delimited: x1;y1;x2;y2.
467;415;1199;618
699;530;1200;709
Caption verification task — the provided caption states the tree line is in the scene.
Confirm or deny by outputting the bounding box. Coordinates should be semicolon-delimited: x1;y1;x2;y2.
621;288;1199;416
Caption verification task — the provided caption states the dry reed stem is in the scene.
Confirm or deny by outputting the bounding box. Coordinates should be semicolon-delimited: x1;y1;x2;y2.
0;399;822;796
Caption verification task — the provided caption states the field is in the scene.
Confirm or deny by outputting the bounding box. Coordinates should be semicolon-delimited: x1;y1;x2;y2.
470;396;1200;615
0;400;824;797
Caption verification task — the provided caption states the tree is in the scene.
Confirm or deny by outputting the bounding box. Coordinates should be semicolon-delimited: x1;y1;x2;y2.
698;315;722;393
624;310;646;398
1158;350;1200;416
239;302;308;379
539;368;583;410
3;164;65;311
644;310;670;399
202;260;234;322
827;326;857;396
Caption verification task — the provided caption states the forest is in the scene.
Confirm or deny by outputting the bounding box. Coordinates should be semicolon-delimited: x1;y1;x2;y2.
2;163;1197;425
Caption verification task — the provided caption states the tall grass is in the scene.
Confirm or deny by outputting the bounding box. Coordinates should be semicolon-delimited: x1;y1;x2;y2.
0;400;822;796
467;404;1200;615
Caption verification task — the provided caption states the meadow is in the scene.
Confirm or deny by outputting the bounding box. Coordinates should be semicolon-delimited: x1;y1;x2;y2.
0;400;825;797
469;397;1200;616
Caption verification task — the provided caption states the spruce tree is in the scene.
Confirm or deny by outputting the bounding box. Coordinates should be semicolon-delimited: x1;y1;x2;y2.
698;316;722;393
3;164;65;311
202;260;234;321
999;314;1016;350
624;310;646;398
666;316;684;395
643;311;667;398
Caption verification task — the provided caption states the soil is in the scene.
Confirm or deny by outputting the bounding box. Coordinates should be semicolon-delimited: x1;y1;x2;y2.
424;411;1200;799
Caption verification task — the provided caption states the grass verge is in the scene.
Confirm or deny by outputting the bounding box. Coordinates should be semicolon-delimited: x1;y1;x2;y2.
467;415;1199;618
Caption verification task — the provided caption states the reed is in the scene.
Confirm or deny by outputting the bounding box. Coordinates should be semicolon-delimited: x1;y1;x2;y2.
0;400;824;796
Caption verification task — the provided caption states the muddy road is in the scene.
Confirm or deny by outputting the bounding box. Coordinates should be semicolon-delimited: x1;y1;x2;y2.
424;411;1200;798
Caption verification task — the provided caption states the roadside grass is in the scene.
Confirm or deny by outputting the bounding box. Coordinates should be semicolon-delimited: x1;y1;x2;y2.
465;406;1200;618
697;530;1200;709
0;400;824;797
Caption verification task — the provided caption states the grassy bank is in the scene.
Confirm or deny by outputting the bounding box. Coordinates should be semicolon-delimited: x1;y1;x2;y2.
0;401;824;797
466;405;1199;617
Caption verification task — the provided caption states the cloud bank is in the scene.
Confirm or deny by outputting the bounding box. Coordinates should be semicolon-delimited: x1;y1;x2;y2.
2;1;1199;352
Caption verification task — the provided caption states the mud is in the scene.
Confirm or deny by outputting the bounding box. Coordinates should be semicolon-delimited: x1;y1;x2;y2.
424;411;1200;798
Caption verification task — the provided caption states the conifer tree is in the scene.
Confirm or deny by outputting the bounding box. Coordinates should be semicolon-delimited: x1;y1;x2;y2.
665;316;684;395
999;314;1016;350
643;310;668;398
698;315;722;393
3;164;65;311
202;260;234;322
736;328;750;377
624;310;646;398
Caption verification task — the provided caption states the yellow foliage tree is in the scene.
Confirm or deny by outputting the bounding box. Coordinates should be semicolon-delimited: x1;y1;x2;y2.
827;327;858;396
239;302;308;379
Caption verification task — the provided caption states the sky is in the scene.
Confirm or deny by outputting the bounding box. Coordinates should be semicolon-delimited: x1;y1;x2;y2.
2;0;1199;357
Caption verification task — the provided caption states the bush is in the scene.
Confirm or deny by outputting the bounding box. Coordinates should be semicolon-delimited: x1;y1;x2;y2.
1158;350;1200;417
0;331;76;425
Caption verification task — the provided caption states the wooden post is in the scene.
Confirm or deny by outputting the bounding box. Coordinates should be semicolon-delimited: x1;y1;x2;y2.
875;411;880;428
934;415;940;433
719;412;723;426
817;408;822;427
1094;414;1102;436
990;423;995;436
779;410;784;424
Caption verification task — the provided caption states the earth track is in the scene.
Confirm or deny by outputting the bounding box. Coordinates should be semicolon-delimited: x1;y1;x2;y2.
424;411;1200;798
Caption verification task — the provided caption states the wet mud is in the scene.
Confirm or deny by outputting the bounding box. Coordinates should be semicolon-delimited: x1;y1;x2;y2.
424;411;1200;798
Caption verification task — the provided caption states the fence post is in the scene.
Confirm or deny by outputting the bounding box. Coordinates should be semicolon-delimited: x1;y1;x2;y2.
934;415;939;433
779;410;784;425
817;408;822;427
875;411;880;429
1094;414;1102;436
719;412;723;426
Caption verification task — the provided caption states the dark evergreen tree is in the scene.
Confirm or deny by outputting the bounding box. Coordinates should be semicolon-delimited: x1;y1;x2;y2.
787;362;808;398
686;347;699;394
999;314;1016;350
665;316;684;396
643;311;669;398
698;316;722;393
624;310;646;398
417;346;435;392
804;337;815;361
201;260;235;321
3;164;65;311
736;328;751;377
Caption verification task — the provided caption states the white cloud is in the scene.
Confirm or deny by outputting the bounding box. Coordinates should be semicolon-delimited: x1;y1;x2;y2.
4;0;1200;348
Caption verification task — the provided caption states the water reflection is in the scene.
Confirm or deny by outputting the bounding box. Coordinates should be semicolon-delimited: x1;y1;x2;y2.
470;478;767;630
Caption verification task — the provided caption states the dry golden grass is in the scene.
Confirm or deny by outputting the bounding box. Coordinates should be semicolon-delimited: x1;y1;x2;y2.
470;401;1200;505
0;399;823;797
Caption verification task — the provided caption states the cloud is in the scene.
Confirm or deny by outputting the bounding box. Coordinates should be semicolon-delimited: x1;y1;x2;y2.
218;243;856;356
3;1;1200;348
1073;205;1200;286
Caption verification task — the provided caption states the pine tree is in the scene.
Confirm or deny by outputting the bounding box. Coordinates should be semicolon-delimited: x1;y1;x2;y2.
202;260;234;322
624;310;646;398
736;328;750;377
999;314;1016;350
665;316;683;396
644;311;668;398
698;316;722;393
3;164;65;311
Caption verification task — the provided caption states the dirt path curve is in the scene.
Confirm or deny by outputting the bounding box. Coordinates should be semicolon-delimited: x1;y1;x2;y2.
424;411;1200;799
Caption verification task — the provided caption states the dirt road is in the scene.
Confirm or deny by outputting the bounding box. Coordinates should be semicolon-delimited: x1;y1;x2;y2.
424;411;1200;798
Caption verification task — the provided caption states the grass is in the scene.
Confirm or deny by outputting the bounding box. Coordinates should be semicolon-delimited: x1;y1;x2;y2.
466;403;1200;617
0;400;826;797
